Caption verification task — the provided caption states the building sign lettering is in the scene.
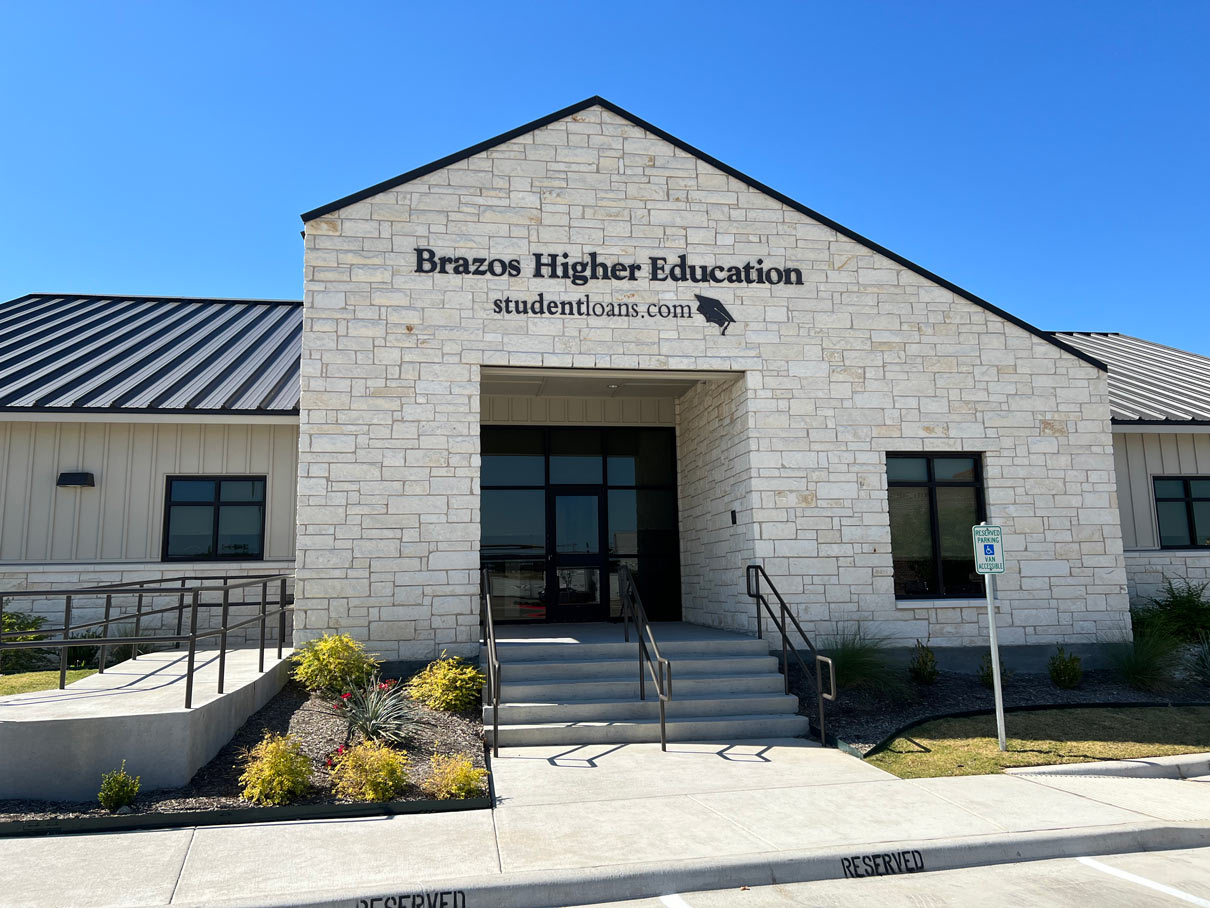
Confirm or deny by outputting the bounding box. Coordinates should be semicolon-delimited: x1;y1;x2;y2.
415;247;802;287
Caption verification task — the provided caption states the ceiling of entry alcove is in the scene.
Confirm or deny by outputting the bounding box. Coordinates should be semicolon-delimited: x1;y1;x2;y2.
479;368;736;399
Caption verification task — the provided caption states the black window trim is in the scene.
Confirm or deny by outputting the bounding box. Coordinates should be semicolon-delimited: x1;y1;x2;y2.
161;474;268;563
1153;475;1210;550
887;452;987;600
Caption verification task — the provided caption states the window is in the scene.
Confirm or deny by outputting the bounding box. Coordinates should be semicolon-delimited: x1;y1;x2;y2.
887;454;985;598
163;476;266;561
1153;477;1210;548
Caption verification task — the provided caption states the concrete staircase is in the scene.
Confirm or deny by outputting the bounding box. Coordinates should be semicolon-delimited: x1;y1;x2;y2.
483;623;809;746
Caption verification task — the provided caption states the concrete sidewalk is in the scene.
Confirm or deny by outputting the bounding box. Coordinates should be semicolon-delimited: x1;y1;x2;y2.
2;740;1209;908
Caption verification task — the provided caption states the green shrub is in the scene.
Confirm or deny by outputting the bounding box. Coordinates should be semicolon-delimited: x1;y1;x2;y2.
425;754;488;800
1106;630;1182;693
331;741;409;802
292;633;380;693
977;651;1013;690
1189;633;1210;687
338;675;416;744
407;651;485;712
98;760;140;811
1;610;50;673
908;639;938;685
1142;578;1210;643
820;626;903;696
239;732;312;805
1048;647;1083;689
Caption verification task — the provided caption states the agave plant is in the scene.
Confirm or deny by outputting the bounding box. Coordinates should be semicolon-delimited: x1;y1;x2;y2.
338;674;417;745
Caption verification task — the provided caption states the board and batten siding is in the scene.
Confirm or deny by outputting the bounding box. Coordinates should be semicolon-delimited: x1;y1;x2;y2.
481;395;675;426
1113;430;1210;549
0;421;299;563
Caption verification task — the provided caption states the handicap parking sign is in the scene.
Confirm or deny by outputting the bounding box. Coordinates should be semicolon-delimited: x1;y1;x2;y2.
972;526;1005;574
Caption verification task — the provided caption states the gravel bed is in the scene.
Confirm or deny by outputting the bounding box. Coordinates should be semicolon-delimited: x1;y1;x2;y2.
0;674;484;822
790;666;1210;755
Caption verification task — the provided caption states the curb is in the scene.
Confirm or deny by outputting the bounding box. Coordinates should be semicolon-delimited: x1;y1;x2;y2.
1007;751;1210;780
175;821;1210;908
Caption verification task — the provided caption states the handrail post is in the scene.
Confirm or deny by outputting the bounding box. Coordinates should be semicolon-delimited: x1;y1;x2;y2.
278;577;287;659
175;578;186;649
780;600;790;696
184;590;200;709
132;592;144;661
217;587;230;694
59;595;73;689
98;593;113;673
258;582;268;673
0;594;5;674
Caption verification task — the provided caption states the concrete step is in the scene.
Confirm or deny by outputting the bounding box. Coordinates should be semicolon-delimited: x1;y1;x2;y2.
489;712;811;746
490;636;771;663
499;654;779;682
498;672;786;701
485;692;800;723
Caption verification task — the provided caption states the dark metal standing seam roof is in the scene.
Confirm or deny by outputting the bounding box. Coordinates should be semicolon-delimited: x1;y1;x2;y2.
0;294;302;414
1052;332;1210;425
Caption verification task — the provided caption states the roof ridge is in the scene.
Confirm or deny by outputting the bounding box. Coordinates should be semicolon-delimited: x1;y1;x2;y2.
8;293;302;306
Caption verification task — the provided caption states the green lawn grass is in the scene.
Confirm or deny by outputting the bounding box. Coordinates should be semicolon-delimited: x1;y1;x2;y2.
0;669;98;696
867;706;1210;778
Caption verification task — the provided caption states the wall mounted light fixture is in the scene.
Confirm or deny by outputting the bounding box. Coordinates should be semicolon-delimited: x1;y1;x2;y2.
56;472;95;487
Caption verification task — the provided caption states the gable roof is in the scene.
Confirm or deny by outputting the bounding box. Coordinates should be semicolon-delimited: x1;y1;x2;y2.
0;294;302;414
1052;332;1210;425
301;95;1105;371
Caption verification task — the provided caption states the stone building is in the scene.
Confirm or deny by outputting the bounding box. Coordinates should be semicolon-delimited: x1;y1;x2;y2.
2;98;1207;664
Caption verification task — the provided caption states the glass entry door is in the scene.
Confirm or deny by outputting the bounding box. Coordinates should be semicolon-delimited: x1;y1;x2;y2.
547;488;607;621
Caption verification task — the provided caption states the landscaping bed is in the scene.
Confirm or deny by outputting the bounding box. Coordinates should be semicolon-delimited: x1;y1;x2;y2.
866;705;1210;778
0;666;486;824
790;664;1210;755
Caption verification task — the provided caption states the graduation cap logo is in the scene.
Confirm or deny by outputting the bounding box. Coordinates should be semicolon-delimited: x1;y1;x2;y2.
694;294;737;335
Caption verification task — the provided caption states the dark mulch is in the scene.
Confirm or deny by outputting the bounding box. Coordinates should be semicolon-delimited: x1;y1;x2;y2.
789;665;1210;755
0;674;484;822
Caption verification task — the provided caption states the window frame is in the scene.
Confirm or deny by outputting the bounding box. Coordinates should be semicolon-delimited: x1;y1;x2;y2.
161;475;268;563
1153;476;1210;549
886;453;987;600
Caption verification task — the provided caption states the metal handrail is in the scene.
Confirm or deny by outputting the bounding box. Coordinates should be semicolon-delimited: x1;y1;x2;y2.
0;572;294;708
479;567;502;758
745;563;836;745
618;563;672;751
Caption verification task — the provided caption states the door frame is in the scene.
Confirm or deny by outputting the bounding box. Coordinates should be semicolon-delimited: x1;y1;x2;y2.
545;485;609;622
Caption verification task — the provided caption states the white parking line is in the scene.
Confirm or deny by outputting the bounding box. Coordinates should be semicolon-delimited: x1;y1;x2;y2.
659;895;693;908
1077;856;1210;906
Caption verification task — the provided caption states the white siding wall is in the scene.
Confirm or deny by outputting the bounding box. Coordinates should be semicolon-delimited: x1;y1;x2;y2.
481;395;675;426
1113;429;1210;604
1113;430;1210;549
0;421;299;564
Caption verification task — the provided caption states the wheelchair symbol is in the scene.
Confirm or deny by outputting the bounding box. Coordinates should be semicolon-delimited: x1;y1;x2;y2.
983;544;995;556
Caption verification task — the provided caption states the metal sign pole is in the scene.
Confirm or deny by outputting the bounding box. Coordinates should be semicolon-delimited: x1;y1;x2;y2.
973;520;1008;752
985;569;1007;751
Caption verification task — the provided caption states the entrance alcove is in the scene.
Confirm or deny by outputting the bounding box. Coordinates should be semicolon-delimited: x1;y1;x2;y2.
479;367;746;627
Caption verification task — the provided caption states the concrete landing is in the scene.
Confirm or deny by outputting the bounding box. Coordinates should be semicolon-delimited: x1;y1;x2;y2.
0;647;291;800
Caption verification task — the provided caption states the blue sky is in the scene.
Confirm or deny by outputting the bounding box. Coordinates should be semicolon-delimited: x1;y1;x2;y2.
3;1;1207;353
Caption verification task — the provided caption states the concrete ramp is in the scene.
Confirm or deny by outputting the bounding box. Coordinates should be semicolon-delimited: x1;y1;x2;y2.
0;647;291;801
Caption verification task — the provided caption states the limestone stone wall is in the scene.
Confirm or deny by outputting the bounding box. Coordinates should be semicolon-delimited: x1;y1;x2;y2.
1125;551;1210;606
298;103;1131;657
676;375;756;632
